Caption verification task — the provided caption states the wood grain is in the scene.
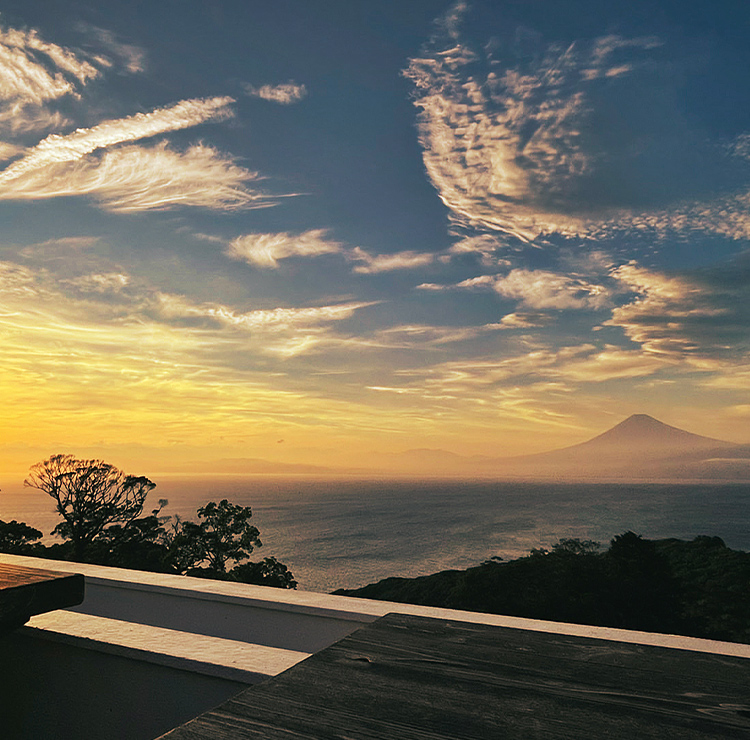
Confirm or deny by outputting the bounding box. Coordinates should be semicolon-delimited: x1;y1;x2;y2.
0;563;84;630
159;612;750;739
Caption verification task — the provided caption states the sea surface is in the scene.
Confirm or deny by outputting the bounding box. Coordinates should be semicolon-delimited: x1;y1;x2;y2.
2;476;748;594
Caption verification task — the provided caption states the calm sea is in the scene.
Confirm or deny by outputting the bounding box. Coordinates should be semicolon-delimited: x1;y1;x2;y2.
1;477;748;593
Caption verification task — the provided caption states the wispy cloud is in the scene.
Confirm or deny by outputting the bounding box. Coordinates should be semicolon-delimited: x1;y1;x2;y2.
606;262;748;360
448;235;512;266
77;24;146;74
155;292;374;333
0;141;268;212
223;230;435;274
404;3;750;246
64;272;130;294
394;343;671;399
243;81;307;104
0;142;24;161
349;248;435;274
491;269;611;310
0;23;282;214
225;229;342;268
0;24;100;132
498;312;552;329
419;268;611;310
373;322;502;347
0;96;234;180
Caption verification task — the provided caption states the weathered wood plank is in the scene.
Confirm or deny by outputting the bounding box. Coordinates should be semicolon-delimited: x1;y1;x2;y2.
158;612;750;739
0;564;84;629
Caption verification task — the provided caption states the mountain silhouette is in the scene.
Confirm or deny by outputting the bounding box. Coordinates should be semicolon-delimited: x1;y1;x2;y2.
499;413;743;479
553;414;733;455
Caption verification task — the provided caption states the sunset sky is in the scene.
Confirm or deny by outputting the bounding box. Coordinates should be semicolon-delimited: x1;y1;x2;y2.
1;0;749;478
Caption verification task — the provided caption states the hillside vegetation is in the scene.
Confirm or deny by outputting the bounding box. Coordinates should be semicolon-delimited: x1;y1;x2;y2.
334;533;750;643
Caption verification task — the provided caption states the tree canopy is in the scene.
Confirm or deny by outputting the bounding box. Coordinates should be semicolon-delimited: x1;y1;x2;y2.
25;454;155;557
7;455;296;589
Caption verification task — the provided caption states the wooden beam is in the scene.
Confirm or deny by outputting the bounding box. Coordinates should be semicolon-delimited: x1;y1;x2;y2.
0;564;84;630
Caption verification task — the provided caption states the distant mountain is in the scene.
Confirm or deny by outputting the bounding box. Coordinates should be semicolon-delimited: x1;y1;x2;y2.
157;457;338;475
495;414;747;480
568;414;733;453
155;415;749;481
366;448;493;475
513;414;733;463
386;415;749;480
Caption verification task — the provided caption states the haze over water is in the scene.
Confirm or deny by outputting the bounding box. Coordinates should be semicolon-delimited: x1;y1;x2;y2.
3;477;748;593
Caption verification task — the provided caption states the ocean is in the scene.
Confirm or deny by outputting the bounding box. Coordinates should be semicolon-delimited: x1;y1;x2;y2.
2;476;748;594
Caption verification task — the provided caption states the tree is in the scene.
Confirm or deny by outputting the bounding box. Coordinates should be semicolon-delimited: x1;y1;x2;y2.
24;454;155;558
230;557;297;589
19;457;296;589
87;500;172;572
170;499;262;575
604;531;679;632
551;538;601;556
0;520;43;554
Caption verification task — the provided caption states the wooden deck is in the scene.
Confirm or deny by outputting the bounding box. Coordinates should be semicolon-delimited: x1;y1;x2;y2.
159;612;750;739
0;563;84;630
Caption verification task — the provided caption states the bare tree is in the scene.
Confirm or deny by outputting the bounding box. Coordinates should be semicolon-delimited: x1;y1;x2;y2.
25;454;155;558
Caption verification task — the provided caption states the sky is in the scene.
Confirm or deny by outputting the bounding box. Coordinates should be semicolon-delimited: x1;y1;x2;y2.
0;0;749;478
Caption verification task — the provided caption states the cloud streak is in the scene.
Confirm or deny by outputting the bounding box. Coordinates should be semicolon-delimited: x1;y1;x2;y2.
349;248;434;274
0;24;280;214
155;293;375;333
225;229;342;268
0;96;235;181
420;268;611;310
78;24;146;74
0;142;268;212
244;81;307;104
224;230;435;274
607;262;749;361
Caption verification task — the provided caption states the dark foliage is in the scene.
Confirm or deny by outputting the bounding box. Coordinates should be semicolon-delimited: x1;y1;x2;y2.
334;532;750;643
229;558;298;588
0;520;43;554
2;457;296;589
169;499;261;573
185;557;297;589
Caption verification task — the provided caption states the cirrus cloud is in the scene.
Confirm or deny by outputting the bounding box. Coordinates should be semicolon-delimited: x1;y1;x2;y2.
0;141;268;212
0;23;282;215
243;81;307;104
606;262;748;361
154;292;376;332
0;96;235;181
420;268;611;310
404;3;750;246
225;229;343;268
349;247;435;274
0;23;100;133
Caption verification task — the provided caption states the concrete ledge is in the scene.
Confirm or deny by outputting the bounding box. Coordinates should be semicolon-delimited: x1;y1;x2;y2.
2;554;749;659
24;611;311;683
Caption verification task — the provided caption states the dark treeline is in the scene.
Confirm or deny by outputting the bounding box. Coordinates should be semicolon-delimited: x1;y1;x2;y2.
334;532;750;644
0;454;296;589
